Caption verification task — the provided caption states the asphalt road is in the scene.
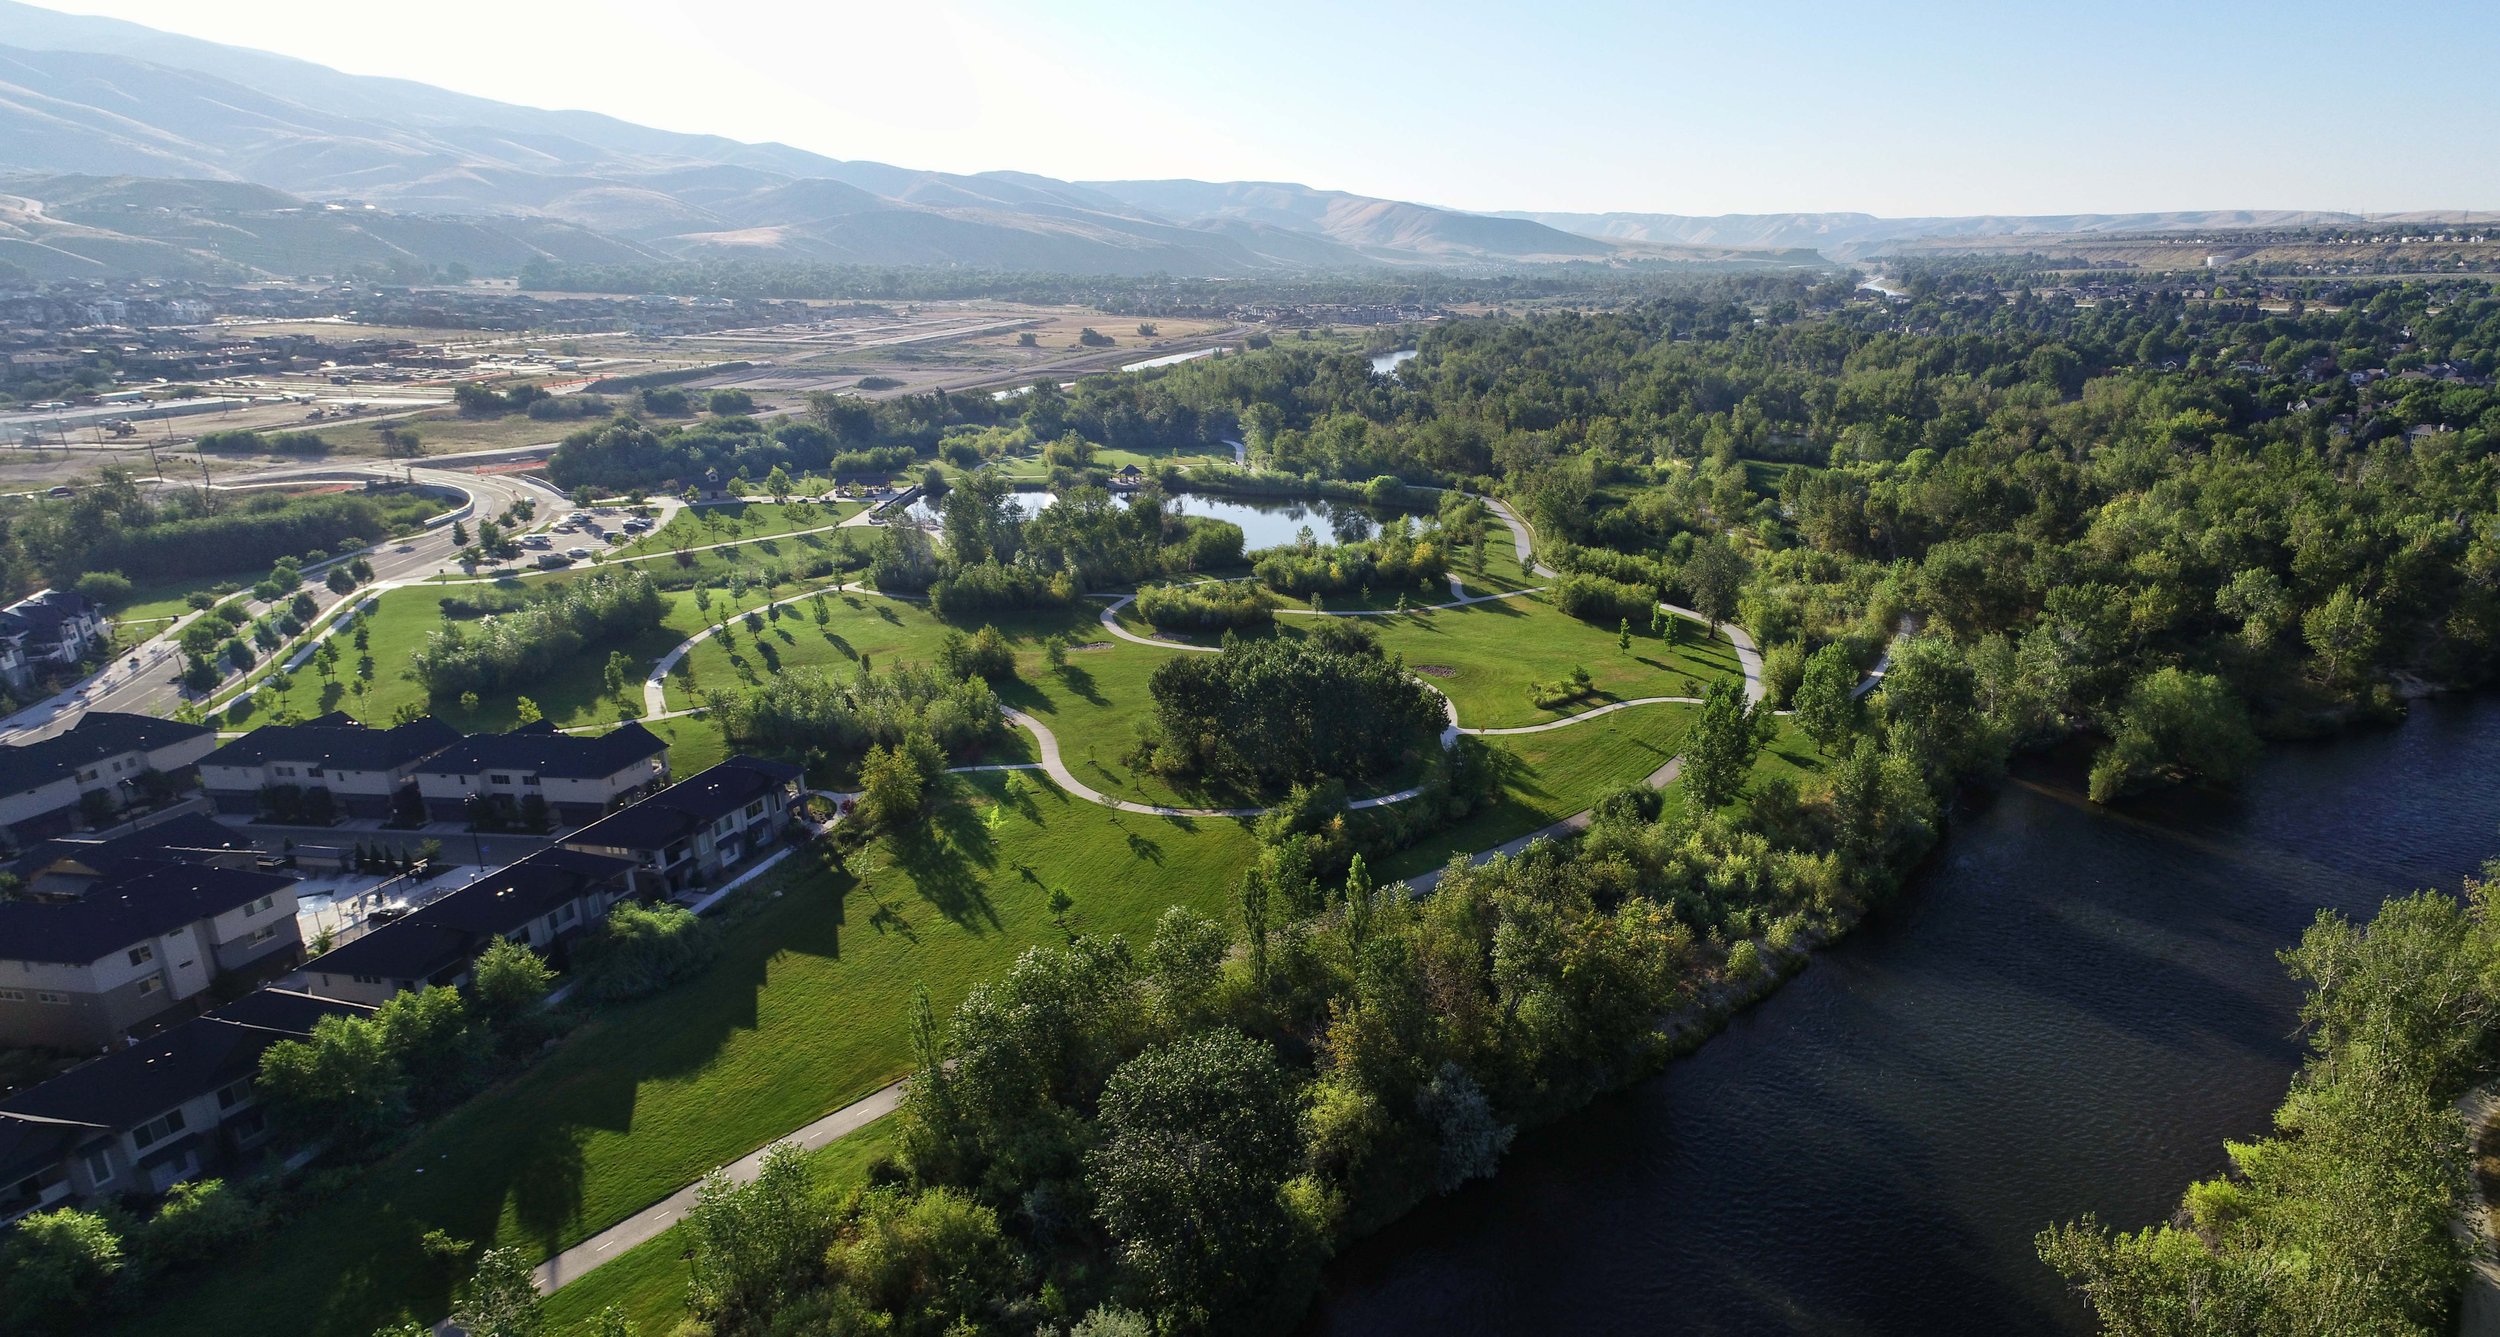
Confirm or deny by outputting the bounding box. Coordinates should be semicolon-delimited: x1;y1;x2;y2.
1;462;564;741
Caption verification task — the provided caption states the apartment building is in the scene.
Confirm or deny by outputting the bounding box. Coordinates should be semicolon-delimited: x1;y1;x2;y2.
411;719;669;828
196;712;460;820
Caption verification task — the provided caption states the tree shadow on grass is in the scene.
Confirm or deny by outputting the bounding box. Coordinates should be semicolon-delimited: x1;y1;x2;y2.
1053;662;1106;706
888;791;1001;931
507;1121;590;1255
821;631;854;659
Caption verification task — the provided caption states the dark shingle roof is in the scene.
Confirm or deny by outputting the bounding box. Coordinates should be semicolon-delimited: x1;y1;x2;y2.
0;1112;104;1183
17;812;255;878
415;720;667;781
0;862;296;964
0;588;96;640
563;755;801;854
199;715;460;774
0;990;370;1129
2;712;213;799
302;847;632;982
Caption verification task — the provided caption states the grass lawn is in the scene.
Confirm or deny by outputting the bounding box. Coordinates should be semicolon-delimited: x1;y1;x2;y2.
538;1118;903;1337
664;589;1097;712
1360;594;1740;730
1378;702;1698;880
109;771;1259;1337
605;500;860;560
108;571;247;623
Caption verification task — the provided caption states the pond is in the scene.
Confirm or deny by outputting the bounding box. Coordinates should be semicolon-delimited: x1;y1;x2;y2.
905;489;1399;550
1305;695;2500;1335
1371;348;1419;376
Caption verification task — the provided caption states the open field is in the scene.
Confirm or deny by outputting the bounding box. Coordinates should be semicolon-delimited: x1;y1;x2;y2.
604;499;858;559
106;769;1259;1337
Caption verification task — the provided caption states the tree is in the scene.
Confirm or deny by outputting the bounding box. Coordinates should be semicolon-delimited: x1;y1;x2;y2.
470;937;553;1034
763;464;793;503
2303;584;2381;689
1087;1030;1303;1329
255;1013;409;1147
450;520;469;547
373;985;487;1100
1682;536;1745;629
2087;667;2261;803
72;569;131;605
1680;677;1771;810
0;1207;125;1336
686;1144;825;1326
450;1246;543;1337
1618;617;1632;653
514;696;542;725
858;736;929;831
1792;642;1860;753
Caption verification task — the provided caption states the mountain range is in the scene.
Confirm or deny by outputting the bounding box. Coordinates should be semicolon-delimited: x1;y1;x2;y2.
0;0;2462;283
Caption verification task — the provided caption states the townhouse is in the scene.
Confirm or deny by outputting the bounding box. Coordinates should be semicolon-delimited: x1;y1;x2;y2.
410;719;669;828
0;861;303;1049
558;755;803;893
0;989;372;1218
0;588;105;690
0;711;216;848
196;712;460;821
295;846;637;1006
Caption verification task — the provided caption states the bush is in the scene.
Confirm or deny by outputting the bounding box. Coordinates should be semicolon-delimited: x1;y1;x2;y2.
716;663;1002;761
937;625;1017;682
138;1179;266;1271
408;570;665;698
1134;581;1274;632
1552;571;1655;625
577;902;720;1003
927;561;1073;619
71;570;131;605
196;429;329;455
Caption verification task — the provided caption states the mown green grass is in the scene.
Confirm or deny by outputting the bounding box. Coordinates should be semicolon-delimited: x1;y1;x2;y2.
1379;703;1698;880
538;1118;903;1337
605;499;859;560
108;772;1259;1337
1362;594;1740;730
664;589;1096;712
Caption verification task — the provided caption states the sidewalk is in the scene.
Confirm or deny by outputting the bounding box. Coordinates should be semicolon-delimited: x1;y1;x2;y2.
531;1077;907;1294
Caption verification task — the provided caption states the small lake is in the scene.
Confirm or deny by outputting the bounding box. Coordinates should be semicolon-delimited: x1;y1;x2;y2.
1371;348;1419;376
1305;695;2500;1335
904;489;1394;550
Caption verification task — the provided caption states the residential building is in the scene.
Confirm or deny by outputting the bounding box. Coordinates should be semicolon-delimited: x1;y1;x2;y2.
0;711;216;849
412;720;669;827
0;989;373;1217
559;755;803;893
13;811;261;895
295;846;636;1006
196;712;460;820
0;862;303;1049
0;589;105;689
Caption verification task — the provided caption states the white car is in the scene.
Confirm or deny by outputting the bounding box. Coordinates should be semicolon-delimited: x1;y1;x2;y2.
566;546;592;559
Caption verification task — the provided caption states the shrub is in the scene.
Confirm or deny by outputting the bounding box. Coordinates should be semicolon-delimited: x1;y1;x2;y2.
577;902;720;1003
1552;571;1655;625
938;625;1017;682
71;570;131;605
1134;581;1274;631
408;570;665;698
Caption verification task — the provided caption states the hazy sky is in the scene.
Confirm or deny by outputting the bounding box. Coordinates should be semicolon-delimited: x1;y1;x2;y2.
35;0;2500;216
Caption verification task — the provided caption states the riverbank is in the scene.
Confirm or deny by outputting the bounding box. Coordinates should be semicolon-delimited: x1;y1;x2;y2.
1306;695;2500;1335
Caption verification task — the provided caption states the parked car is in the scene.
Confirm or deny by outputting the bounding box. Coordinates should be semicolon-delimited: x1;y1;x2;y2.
566;546;593;559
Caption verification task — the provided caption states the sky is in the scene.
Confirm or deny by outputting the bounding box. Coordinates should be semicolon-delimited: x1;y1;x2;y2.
31;0;2500;217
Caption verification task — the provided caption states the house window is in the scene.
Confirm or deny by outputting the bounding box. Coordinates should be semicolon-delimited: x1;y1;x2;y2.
130;1109;186;1150
136;976;163;997
216;1078;253;1110
244;924;284;947
557;903;578;925
128;944;155;967
352;974;382;985
524;775;541;787
78;768;99;782
245;894;276;916
744;800;765;820
490;773;512;785
0;989;22;1002
83;1150;113;1185
35;991;69;1005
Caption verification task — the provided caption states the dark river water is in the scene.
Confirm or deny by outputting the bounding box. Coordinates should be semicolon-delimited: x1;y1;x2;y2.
1308;695;2500;1336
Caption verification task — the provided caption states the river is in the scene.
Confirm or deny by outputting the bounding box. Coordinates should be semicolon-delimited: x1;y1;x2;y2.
1307;695;2500;1335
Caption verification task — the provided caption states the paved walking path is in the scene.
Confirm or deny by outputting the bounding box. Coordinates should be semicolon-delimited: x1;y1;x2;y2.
530;1078;907;1295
